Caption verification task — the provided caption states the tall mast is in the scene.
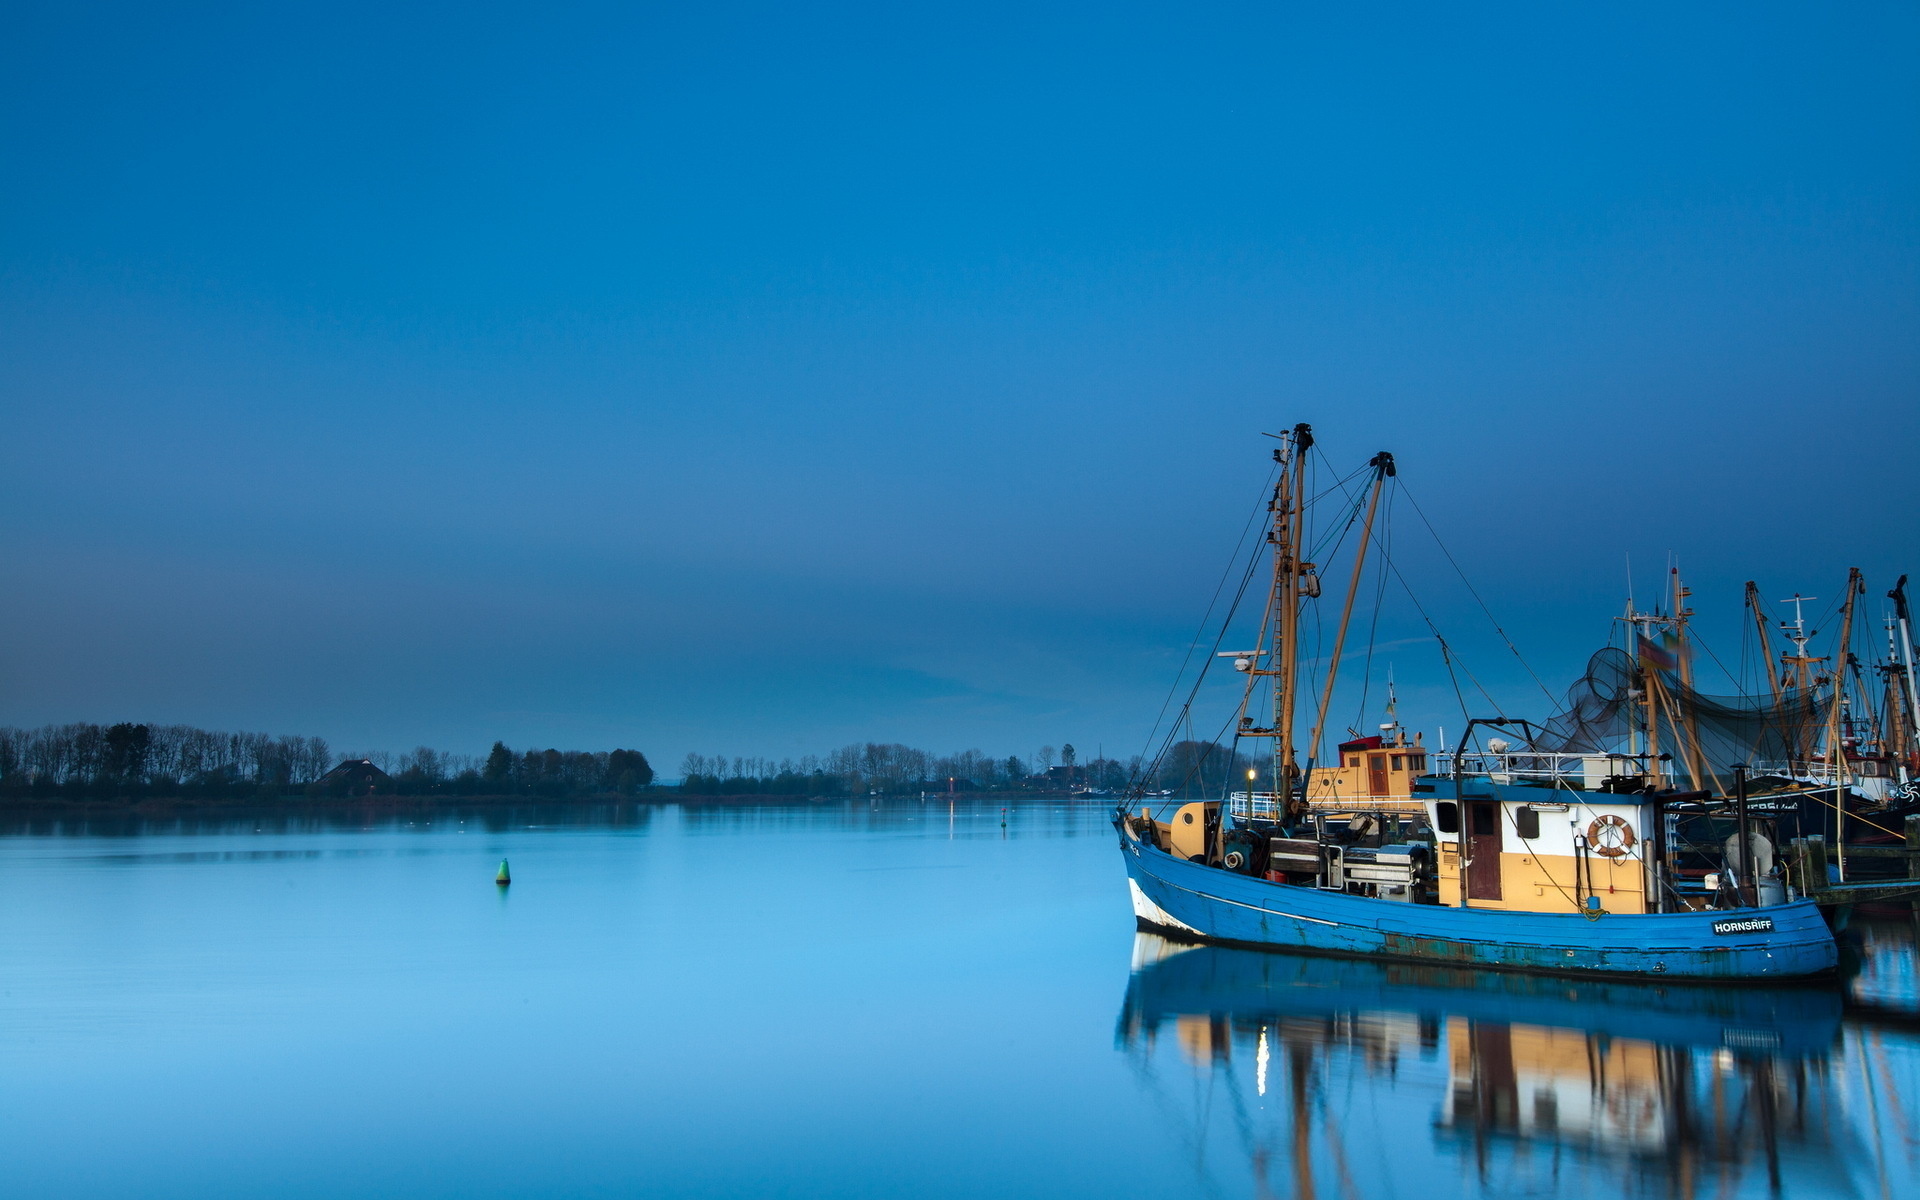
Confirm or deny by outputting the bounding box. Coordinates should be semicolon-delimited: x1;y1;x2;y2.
1643;641;1663;791
1275;423;1312;810
1625;604;1663;790
1669;568;1713;792
1307;452;1395;765
1643;602;1658;791
1624;596;1641;759
1746;581;1798;770
1882;617;1913;774
1847;646;1881;754
1891;576;1920;780
1234;424;1315;811
1746;581;1784;705
1778;593;1826;763
1829;569;1863;882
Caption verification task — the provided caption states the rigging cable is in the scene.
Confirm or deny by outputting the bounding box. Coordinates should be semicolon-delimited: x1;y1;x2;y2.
1133;462;1280;773
1685;628;1745;698
1350;483;1396;733
1132;512;1272;808
1135;453;1375;809
1377;540;1506;719
1315;452;1491;726
1396;481;1559;706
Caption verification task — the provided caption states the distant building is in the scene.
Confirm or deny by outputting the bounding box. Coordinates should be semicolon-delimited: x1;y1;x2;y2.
317;759;393;796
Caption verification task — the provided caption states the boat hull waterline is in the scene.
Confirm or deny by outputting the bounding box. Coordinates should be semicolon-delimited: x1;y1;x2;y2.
1119;823;1837;980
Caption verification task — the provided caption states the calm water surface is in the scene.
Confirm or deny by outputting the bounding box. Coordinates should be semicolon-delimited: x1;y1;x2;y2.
0;800;1914;1199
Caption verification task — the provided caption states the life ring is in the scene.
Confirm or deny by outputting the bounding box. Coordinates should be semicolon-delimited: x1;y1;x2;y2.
1588;814;1636;858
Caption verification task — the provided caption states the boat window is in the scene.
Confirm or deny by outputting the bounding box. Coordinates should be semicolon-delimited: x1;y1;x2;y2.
1411;755;1425;771
1470;804;1497;836
1347;757;1359;767
1391;755;1403;771
1514;806;1540;839
1435;802;1459;833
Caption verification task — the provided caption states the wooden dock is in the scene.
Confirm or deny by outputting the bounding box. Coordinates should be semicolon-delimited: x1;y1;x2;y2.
1786;815;1920;910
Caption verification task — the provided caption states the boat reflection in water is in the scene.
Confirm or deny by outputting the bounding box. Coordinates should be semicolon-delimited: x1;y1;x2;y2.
1116;933;1919;1198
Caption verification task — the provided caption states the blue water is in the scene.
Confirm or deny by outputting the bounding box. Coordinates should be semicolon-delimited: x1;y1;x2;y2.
0;800;1913;1199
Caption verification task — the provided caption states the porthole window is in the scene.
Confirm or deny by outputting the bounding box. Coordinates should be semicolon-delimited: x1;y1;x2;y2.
1515;806;1540;839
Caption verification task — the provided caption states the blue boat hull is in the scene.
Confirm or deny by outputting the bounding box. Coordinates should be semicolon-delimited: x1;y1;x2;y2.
1119;825;1836;980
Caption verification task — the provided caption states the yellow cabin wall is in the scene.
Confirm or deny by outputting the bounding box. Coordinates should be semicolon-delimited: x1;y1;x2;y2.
1306;743;1432;815
1165;802;1213;861
1436;843;1462;904
1434;844;1648;915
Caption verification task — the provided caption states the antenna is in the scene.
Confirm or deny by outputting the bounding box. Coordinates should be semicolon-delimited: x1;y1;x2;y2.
1779;594;1818;655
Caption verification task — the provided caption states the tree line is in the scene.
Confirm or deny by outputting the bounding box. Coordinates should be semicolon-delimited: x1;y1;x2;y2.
474;743;654;797
0;722;334;800
678;740;1260;797
0;722;652;802
0;720;1258;803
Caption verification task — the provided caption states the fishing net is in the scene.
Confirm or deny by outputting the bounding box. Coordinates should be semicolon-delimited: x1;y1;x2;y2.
1531;647;1831;773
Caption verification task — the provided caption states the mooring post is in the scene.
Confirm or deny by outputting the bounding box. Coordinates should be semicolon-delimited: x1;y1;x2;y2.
1734;765;1753;907
1644;793;1669;914
1905;815;1920;932
1788;837;1807;899
1806;835;1830;899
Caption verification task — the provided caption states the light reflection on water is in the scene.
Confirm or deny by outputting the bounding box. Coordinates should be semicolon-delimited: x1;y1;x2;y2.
0;799;1911;1199
1120;919;1920;1199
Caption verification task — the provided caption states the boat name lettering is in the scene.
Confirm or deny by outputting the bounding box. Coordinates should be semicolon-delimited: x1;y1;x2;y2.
1711;916;1774;936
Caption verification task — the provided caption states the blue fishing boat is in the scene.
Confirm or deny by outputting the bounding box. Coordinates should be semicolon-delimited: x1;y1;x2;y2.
1116;424;1838;981
1119;815;1835;979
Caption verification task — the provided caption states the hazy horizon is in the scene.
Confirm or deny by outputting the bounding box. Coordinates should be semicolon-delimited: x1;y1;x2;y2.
5;3;1916;769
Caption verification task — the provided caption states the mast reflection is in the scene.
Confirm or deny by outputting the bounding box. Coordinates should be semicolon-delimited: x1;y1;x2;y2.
1115;935;1909;1198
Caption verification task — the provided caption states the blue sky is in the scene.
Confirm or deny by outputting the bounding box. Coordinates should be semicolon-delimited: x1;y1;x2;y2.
2;2;1916;768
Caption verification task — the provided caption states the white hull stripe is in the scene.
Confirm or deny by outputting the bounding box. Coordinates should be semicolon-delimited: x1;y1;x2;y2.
1128;878;1203;935
1143;868;1341;926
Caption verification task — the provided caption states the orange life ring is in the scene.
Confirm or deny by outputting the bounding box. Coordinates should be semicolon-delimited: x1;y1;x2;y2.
1587;814;1636;858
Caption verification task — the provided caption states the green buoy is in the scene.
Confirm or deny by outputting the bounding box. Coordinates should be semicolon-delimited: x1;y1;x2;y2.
496;859;511;886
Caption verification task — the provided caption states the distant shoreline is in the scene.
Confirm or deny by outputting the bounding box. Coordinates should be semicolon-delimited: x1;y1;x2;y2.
0;790;1104;817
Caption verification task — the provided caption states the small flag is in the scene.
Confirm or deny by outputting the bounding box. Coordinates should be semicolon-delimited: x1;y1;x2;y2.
1637;632;1683;672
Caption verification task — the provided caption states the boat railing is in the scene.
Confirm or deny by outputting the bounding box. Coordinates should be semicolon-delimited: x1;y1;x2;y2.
1228;791;1288;820
1766;757;1894;783
1228;751;1654;816
1432;751;1651;788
